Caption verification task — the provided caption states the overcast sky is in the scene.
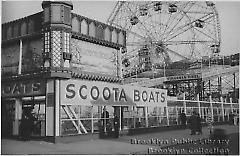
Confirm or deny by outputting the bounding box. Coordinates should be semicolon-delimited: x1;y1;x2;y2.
1;1;240;56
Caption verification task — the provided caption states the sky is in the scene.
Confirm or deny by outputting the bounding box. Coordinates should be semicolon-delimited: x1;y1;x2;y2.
1;1;240;56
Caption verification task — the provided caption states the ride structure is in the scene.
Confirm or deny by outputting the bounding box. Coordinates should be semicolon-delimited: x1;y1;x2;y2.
107;1;239;102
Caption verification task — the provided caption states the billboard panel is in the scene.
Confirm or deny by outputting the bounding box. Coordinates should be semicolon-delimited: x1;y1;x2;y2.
71;38;119;76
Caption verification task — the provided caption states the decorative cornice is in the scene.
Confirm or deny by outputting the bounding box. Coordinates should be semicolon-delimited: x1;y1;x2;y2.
71;69;122;83
2;68;122;84
1;32;42;46
72;32;123;50
2;11;43;26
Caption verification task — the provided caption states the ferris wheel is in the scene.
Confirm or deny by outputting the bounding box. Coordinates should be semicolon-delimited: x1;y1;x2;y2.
107;1;221;76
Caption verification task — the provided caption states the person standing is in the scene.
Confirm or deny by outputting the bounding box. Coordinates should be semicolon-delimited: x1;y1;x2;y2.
189;111;198;135
113;114;120;138
179;111;187;128
229;112;234;125
206;110;213;134
196;113;202;135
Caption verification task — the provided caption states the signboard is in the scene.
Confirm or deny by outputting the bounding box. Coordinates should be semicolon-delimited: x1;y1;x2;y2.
1;80;46;98
71;39;119;76
60;80;167;107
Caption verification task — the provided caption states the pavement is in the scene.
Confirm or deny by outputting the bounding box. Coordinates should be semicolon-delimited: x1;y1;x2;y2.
1;124;239;155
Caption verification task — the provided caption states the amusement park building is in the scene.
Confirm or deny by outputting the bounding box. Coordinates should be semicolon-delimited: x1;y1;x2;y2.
1;1;239;142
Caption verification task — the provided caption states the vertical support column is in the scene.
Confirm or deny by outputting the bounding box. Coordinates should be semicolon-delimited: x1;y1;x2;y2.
183;93;186;114
230;98;233;112
208;80;211;97
197;94;201;118
145;106;148;127
13;98;22;135
103;106;106;133
46;80;55;137
55;79;60;137
221;97;225;122
175;106;178;125
209;95;214;122
156;106;159;126
166;106;169;126
133;106;136;129
119;106;122;131
91;106;94;134
233;73;236;102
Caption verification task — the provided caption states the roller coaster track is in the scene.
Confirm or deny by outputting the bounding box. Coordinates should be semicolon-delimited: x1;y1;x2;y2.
129;65;239;87
202;65;239;80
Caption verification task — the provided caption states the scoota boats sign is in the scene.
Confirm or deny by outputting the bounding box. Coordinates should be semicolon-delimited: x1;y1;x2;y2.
61;79;167;107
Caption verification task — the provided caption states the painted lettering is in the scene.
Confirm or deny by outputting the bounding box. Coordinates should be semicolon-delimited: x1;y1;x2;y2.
91;86;99;100
12;83;21;94
161;92;165;102
3;84;12;94
103;87;111;100
79;85;87;99
149;92;155;102
142;91;148;102
112;88;119;101
119;89;127;101
66;84;75;99
155;91;159;102
32;83;41;92
134;90;140;102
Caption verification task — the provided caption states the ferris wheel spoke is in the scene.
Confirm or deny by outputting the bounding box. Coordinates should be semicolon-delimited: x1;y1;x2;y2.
161;2;191;40
193;27;217;41
162;2;196;40
164;13;214;41
136;20;158;41
165;47;189;60
165;25;193;42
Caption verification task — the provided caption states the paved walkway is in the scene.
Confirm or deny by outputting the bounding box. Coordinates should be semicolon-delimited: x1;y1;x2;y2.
1;125;239;155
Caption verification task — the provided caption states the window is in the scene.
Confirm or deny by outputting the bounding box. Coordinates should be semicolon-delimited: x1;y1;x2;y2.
104;27;111;41
81;19;88;35
89;22;96;37
72;17;80;33
96;25;104;39
118;31;124;45
111;29;117;43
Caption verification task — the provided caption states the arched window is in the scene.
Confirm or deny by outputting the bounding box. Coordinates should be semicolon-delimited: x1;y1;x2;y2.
81;19;88;35
89;22;96;37
104;27;111;41
72;17;80;33
96;25;104;39
111;29;117;43
118;31;124;45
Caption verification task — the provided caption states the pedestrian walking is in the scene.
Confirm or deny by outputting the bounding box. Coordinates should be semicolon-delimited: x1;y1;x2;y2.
179;111;187;128
206;110;213;134
188;111;198;135
113;114;120;138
